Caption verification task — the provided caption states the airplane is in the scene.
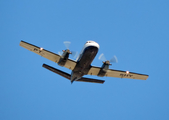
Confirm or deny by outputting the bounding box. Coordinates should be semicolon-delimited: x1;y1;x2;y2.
19;40;149;84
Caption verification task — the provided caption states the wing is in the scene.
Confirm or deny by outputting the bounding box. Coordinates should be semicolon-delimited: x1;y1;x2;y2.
20;41;76;70
88;66;148;80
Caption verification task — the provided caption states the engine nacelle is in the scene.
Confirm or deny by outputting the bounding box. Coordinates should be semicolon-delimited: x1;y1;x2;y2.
97;61;111;77
58;49;71;66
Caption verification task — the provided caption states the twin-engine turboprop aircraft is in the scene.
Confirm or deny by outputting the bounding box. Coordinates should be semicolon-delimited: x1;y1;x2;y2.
19;40;148;84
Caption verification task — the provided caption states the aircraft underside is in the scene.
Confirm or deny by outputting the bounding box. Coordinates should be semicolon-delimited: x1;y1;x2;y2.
70;46;98;83
19;40;149;84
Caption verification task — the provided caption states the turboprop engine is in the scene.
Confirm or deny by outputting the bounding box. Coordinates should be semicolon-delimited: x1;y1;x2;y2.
98;53;118;77
58;41;78;67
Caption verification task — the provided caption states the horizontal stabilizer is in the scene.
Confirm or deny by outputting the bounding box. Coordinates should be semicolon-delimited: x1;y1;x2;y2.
43;64;71;80
42;64;105;84
76;77;105;84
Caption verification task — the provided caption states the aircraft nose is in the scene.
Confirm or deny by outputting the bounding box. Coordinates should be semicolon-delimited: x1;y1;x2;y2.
95;42;100;49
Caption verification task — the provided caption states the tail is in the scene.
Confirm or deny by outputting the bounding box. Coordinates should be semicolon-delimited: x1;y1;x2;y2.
42;64;105;84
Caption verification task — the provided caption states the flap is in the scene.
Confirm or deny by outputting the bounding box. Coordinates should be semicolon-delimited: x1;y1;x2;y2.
87;66;101;75
64;59;77;70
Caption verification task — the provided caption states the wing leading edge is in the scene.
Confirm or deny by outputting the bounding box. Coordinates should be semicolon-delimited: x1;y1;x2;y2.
88;66;148;80
20;41;76;70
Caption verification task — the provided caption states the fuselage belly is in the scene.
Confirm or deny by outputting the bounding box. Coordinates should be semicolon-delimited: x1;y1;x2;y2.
71;41;99;82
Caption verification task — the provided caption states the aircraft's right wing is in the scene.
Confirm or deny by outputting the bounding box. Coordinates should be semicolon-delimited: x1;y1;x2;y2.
20;41;76;70
88;66;148;80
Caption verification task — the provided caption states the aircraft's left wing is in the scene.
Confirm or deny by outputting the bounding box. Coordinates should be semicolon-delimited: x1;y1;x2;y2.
20;41;76;70
88;66;148;80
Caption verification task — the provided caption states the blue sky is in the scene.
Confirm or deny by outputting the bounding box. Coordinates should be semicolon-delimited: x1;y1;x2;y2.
1;0;169;120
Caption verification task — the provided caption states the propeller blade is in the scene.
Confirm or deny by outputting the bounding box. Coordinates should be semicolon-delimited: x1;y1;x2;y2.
63;41;71;49
110;55;118;63
71;51;78;58
58;51;63;56
98;53;107;61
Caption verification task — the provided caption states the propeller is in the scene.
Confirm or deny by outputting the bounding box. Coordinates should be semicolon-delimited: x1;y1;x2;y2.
58;51;63;56
64;41;71;49
110;55;118;63
58;41;78;59
71;51;78;58
98;53;118;65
